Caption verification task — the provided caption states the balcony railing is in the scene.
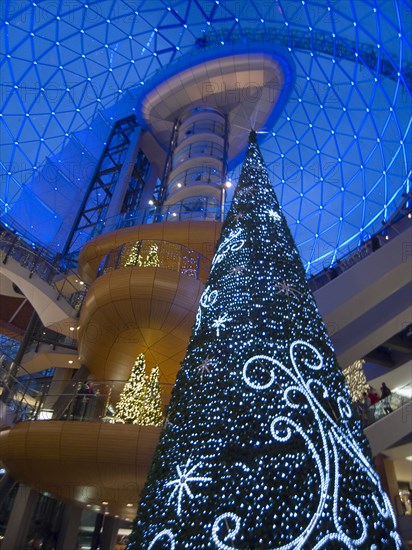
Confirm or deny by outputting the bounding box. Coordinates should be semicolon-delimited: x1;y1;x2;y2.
360;384;412;428
97;239;212;283
172;141;224;169
0;228;87;311
178;119;225;144
0;354;172;427
2;350;409;433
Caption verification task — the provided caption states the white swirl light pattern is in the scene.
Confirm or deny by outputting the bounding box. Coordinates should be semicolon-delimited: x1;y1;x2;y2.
148;529;176;550
194;285;219;333
210;229;246;271
242;340;401;549
211;513;242;550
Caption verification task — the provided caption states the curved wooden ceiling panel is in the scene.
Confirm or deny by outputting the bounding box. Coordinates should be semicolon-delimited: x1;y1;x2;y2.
0;421;160;519
78;266;204;384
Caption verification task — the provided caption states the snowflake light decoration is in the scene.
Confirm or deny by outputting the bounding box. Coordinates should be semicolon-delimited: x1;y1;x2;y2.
212;314;233;336
230;265;244;276
268;209;282;222
196;356;214;381
275;280;303;301
165;459;212;516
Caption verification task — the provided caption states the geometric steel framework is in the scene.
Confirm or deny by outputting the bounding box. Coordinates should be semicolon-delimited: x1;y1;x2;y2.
0;0;411;274
62;115;139;258
120;148;150;215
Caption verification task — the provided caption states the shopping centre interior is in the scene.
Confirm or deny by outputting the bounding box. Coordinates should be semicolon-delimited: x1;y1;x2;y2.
0;1;411;548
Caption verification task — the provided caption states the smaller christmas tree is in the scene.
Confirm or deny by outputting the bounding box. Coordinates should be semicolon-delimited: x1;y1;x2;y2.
114;354;163;425
124;242;143;267
143;242;160;267
114;354;147;424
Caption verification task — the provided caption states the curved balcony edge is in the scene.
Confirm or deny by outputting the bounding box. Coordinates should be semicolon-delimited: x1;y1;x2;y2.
78;266;204;384
0;420;161;519
78;220;222;284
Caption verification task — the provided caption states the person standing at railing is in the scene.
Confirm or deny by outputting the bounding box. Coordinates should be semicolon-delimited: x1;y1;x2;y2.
380;382;393;414
84;382;96;419
73;381;93;420
359;391;372;425
380;382;392;398
367;386;379;405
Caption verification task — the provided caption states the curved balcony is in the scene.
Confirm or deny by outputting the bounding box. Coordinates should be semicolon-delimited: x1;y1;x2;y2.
78;220;222;284
171;140;224;170
0;361;167;520
0;420;160;520
167;165;222;196
177;118;225;145
77;240;211;385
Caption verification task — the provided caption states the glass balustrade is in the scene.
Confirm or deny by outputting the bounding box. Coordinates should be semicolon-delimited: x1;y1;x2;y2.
178;119;225;143
167;166;221;195
2;350;409;432
0;354;172;426
97;238;211;283
172;141;224;169
359;384;412;428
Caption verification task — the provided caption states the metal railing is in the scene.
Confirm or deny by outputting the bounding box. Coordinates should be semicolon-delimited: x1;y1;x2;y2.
0;354;47;426
97;239;212;283
0;355;172;427
172;141;224;169
0;228;87;311
360;385;412;428
308;206;412;291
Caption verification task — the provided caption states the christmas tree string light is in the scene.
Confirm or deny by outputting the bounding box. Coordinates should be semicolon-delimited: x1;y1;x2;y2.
143;242;160;267
123;241;160;268
129;131;400;548
143;364;163;426
124;242;143;267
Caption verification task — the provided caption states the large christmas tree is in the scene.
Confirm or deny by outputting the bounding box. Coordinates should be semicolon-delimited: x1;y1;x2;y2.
130;132;400;548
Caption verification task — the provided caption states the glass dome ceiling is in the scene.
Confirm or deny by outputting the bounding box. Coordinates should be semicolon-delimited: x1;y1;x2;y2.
1;0;411;274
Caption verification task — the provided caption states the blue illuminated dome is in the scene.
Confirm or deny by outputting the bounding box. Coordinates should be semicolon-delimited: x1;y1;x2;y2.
1;0;411;273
